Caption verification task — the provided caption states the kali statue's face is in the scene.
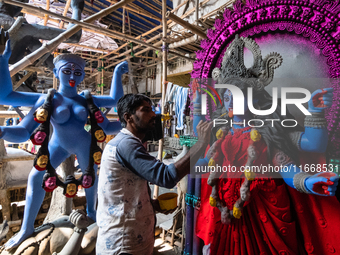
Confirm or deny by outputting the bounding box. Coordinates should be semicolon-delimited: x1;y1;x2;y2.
58;63;84;88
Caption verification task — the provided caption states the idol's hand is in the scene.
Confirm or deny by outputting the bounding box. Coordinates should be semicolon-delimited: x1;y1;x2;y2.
116;61;128;75
308;88;333;113
69;209;91;229
305;172;339;196
0;28;10;62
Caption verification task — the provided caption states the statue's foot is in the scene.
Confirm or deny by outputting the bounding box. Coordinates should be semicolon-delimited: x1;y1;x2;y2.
4;229;34;250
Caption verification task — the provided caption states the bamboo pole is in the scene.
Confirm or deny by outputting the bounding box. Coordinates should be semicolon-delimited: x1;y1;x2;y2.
101;59;104;95
13;72;33;90
123;7;126;35
43;0;50;26
153;0;168;200
127;10;131;36
165;11;207;39
65;43;111;53
59;0;71;28
97;60;101;94
6;0;137;76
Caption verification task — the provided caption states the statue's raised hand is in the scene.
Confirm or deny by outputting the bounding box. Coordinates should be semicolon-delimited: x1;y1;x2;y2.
116;61;128;75
305;172;339;196
0;28;11;62
308;87;333;113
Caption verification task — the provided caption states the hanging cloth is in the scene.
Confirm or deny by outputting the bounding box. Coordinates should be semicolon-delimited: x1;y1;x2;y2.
175;87;188;130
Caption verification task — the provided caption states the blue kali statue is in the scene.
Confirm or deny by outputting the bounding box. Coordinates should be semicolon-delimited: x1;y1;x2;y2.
0;31;127;249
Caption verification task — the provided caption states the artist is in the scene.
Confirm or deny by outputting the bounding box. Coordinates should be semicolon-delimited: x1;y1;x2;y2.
96;93;212;255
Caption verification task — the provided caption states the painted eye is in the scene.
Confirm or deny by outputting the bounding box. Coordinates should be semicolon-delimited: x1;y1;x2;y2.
74;72;82;76
62;70;71;75
224;97;230;102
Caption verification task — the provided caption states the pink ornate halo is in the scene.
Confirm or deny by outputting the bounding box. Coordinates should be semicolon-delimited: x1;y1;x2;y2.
190;0;340;156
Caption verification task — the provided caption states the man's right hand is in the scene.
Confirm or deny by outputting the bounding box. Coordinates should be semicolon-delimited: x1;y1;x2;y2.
196;120;213;145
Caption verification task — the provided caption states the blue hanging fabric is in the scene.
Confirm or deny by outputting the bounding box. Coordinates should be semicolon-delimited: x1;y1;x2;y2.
175;87;189;130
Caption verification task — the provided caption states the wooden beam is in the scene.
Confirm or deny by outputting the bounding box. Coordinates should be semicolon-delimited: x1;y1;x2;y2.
65;43;111;54
43;0;50;26
13;72;33;90
59;0;71;28
166;11;207;39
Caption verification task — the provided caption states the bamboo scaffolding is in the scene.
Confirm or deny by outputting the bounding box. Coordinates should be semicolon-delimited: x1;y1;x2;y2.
13;72;33;90
82;4;152;36
6;0;190;59
166;11;207;39
97;0;196;61
168;0;234;48
106;0;212;59
6;0;195;76
86;0;159;29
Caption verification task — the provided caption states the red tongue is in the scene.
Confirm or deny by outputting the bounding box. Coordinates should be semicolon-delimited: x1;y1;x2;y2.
228;109;233;118
69;80;75;87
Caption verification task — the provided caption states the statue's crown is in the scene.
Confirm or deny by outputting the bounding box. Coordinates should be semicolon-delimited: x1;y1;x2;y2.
212;35;283;91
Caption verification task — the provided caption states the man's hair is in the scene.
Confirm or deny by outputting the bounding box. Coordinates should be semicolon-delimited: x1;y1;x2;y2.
117;94;152;127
